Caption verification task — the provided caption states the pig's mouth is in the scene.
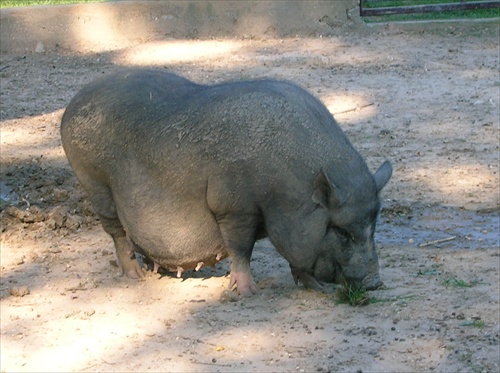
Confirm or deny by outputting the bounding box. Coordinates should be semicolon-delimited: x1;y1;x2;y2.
340;272;384;291
290;265;383;292
359;273;384;290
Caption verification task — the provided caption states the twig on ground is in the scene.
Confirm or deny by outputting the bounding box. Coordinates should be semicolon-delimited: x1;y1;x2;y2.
418;236;456;247
191;360;232;367
333;102;375;115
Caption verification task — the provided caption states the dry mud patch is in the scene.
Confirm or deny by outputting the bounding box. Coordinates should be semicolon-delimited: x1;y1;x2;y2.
1;26;499;372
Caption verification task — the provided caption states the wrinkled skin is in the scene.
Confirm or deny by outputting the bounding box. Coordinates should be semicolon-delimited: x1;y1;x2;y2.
61;69;392;296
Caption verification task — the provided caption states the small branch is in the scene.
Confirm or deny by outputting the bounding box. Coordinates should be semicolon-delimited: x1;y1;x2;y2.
82;358;115;371
333;102;374;115
100;358;116;365
191;360;232;367
418;236;456;247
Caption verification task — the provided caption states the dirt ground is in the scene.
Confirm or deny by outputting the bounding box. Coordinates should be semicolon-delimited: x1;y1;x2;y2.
1;14;499;373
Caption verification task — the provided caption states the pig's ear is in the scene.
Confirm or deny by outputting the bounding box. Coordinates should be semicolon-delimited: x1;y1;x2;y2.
373;161;392;192
312;170;345;208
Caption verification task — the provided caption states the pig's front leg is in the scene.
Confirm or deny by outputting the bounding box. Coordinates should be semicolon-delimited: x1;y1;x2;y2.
217;214;259;296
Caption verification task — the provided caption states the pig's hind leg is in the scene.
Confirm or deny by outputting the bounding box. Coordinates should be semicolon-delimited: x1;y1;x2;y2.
77;171;145;279
100;215;145;279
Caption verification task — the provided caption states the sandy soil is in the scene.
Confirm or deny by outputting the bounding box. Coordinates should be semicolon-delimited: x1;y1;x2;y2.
1;20;499;373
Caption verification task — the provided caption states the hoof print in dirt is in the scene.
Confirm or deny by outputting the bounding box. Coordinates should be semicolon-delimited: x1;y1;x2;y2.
10;286;30;297
219;289;240;303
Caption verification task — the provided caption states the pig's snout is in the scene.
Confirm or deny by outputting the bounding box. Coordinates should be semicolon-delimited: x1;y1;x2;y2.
362;274;383;290
344;273;383;291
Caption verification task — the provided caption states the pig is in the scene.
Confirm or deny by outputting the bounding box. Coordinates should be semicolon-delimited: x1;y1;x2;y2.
60;69;392;296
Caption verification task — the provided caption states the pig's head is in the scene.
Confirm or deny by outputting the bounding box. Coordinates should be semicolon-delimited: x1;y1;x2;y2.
287;161;392;291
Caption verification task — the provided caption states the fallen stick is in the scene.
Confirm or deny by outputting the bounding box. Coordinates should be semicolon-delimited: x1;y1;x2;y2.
191;361;232;367
418;236;456;247
333;102;374;115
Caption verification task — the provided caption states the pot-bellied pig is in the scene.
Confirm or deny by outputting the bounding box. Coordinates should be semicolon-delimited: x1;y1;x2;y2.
61;69;392;296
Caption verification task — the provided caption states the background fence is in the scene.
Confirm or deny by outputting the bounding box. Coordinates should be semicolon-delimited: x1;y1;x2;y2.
360;0;500;16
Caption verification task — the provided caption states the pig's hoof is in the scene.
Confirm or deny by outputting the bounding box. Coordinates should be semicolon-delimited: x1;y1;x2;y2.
119;259;146;279
125;266;146;279
228;272;258;296
237;283;258;297
115;248;146;279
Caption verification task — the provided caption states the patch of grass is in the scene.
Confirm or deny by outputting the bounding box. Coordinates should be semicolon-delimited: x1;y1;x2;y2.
417;267;440;277
1;0;106;8
336;283;370;306
441;277;473;288
473;320;486;328
413;265;481;290
460;319;486;328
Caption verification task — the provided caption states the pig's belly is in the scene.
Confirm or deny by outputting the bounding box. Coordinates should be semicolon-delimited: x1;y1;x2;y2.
111;173;229;272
